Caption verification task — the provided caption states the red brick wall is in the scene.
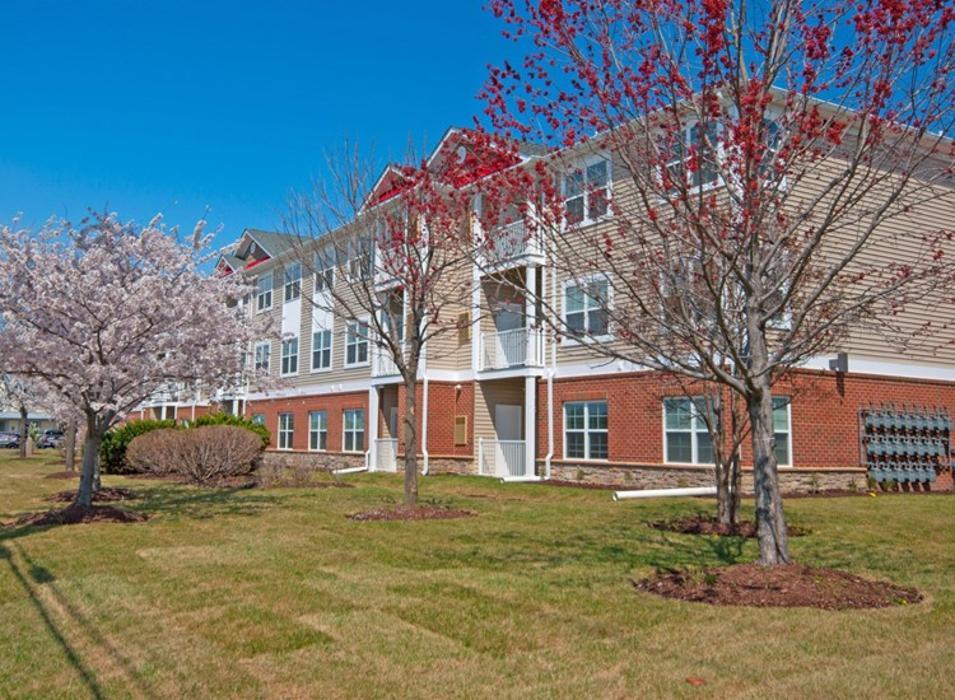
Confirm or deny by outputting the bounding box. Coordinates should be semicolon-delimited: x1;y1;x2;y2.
393;381;474;457
537;370;955;472
249;391;367;452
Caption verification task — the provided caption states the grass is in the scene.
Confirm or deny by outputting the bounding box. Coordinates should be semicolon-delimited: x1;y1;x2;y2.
1;453;953;698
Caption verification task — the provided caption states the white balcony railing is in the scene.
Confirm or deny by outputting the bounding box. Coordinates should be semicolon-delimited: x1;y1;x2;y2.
479;327;544;371
478;220;540;268
373;438;398;472
372;348;400;377
478;438;527;478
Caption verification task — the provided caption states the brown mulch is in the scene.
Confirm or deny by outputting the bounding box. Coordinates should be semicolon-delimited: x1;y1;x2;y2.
633;563;922;609
348;505;477;522
43;471;80;480
46;487;138;504
7;503;148;528
649;515;810;538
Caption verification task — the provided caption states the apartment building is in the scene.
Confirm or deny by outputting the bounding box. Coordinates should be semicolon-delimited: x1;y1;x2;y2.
163;123;955;493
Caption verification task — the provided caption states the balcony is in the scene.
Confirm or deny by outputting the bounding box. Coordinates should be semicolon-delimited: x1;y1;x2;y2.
479;327;544;371
372;438;398;472
478;439;527;477
371;347;400;378
477;220;543;271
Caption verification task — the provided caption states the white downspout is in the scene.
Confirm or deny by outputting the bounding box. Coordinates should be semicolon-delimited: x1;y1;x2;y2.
543;257;558;480
421;376;430;475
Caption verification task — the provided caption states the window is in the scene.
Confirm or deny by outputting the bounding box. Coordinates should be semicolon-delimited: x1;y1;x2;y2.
564;157;610;225
664;397;715;464
345;320;369;366
773;397;792;466
343;409;365;452
283;262;301;302
564;278;609;339
314;250;335;292
281;337;299;375
309;411;327;451
664;122;719;194
255;273;273;312
278;413;294;450
564;401;608;460
311;329;332;371
251;414;265;426
254;341;271;373
347;237;372;281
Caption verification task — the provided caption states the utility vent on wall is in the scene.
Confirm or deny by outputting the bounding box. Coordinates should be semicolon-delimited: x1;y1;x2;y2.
457;312;471;345
454;415;468;446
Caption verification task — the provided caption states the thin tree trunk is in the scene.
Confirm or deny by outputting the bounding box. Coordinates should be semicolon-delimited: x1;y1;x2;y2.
728;452;742;527
64;422;77;472
18;405;28;459
76;415;101;508
748;383;790;565
402;377;419;508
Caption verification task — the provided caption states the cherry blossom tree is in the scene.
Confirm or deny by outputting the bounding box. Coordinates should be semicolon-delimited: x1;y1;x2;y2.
285;141;483;507
479;0;954;564
0;212;269;509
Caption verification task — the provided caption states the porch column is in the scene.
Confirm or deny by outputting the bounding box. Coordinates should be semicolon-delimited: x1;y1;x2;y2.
367;386;379;470
524;375;537;477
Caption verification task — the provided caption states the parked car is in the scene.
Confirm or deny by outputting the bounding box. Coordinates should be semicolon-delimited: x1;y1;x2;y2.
37;429;65;449
0;431;20;448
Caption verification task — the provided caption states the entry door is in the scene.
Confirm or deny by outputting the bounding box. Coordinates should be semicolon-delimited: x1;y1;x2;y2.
388;407;399;437
494;404;523;476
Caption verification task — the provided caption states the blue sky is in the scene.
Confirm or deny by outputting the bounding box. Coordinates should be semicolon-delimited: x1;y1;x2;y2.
0;1;511;248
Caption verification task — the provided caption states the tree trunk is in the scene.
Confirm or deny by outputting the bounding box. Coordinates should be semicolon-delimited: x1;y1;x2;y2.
76;419;101;508
748;383;790;565
64;422;77;472
18;405;28;459
402;378;419;508
728;452;741;527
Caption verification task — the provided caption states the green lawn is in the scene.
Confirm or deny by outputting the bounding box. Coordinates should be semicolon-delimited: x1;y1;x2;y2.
1;453;952;699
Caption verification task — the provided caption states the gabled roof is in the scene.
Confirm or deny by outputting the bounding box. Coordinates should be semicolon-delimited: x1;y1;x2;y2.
238;228;298;258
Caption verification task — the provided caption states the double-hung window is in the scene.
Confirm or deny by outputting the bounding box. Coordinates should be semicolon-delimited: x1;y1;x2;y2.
564;156;610;225
255;273;273;312
283;262;301;302
564;277;609;339
664;122;720;194
254;341;271;373
278;413;294;450
251;414;265;426
311;329;332;371
309;410;327;451
345;319;369;366
314;250;335;292
773;397;792;466
343;409;365;452
564;401;608;460
664;397;714;464
281;337;299;376
347;237;372;281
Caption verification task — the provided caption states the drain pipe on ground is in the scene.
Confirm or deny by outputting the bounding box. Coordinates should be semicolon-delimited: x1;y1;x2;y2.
613;486;716;501
333;465;368;475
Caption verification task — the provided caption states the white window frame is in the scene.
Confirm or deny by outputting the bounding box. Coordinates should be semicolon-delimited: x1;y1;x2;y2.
344;318;370;367
772;396;793;468
314;249;336;292
663;397;715;465
342;408;365;453
278;413;294;451
661;121;722;195
561;275;612;345
308;410;328;452
563;400;609;461
346;237;373;282
283;262;302;302
253;341;271;373
255;273;273;312
310;328;333;373
562;153;612;227
280;336;299;376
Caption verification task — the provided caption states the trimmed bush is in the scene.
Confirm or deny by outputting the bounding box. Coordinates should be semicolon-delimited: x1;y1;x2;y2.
188;412;270;448
101;419;178;474
126;425;263;485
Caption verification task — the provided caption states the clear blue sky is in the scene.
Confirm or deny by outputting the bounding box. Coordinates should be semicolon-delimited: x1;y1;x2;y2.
0;1;511;247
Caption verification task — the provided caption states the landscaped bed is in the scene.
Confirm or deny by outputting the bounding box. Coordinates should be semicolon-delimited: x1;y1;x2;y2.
1;453;953;698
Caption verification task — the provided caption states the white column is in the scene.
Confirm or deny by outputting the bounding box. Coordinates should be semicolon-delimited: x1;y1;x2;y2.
471;269;481;371
525;264;538;365
367;386;379;470
524;375;536;477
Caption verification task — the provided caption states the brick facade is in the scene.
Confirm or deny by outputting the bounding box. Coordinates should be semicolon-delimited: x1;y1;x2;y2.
249;390;367;452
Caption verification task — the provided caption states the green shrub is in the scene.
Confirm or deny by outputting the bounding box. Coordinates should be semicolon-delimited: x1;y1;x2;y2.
101;419;178;474
187;412;270;448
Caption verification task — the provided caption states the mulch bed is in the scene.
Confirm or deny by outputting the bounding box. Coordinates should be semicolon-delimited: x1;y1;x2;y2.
348;505;476;522
43;471;80;480
46;487;138;503
633;563;922;609
7;503;147;528
649;515;810;538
